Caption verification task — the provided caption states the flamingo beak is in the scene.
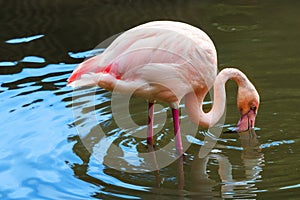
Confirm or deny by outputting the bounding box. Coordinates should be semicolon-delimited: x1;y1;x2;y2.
236;109;257;132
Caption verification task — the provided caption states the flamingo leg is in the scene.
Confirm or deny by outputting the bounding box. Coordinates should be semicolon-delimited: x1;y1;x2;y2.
172;108;183;155
172;108;185;189
177;155;185;190
146;102;162;187
147;143;162;187
147;102;155;145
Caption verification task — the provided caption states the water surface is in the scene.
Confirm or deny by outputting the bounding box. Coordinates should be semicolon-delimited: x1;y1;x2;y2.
1;0;300;199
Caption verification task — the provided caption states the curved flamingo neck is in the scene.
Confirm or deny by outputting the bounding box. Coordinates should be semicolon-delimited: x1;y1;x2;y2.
185;68;250;128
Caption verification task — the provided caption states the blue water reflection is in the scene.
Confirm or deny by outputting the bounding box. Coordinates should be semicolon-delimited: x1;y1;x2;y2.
1;0;300;199
5;34;44;44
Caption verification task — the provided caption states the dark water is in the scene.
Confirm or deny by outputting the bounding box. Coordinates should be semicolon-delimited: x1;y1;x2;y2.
1;0;300;199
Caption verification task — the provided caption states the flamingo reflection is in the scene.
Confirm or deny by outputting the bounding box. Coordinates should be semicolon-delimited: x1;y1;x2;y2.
189;129;264;198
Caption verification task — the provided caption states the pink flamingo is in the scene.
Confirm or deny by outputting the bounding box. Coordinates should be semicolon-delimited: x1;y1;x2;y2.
68;21;260;154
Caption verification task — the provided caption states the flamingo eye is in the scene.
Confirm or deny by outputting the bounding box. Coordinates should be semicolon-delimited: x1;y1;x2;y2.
250;105;256;111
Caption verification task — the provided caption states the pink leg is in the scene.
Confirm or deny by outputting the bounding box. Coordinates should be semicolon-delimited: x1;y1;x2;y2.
172;108;183;155
147;102;162;187
147;102;154;145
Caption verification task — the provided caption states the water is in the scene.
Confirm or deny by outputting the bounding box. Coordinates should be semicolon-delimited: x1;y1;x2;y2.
1;0;300;199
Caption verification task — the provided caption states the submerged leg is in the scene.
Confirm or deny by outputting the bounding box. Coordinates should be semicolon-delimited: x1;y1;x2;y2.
172;108;183;155
147;142;162;188
172;108;185;189
177;154;185;190
147;101;155;145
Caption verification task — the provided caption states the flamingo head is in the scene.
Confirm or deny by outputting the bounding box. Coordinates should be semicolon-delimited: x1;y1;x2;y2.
236;85;260;132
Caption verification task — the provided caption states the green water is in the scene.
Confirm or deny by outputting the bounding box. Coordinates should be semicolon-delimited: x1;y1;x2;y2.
0;0;299;199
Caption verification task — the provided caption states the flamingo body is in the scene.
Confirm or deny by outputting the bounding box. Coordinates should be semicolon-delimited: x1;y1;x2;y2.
68;21;260;153
68;21;217;106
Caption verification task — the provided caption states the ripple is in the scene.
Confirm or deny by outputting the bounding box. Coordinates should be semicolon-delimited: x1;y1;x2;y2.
0;61;18;66
260;139;295;149
280;184;300;190
214;23;258;32
20;56;46;63
0;63;75;88
1;0;300;198
5;34;44;44
68;48;105;59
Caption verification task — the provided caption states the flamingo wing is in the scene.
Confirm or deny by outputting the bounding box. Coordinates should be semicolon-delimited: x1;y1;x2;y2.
68;21;218;104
